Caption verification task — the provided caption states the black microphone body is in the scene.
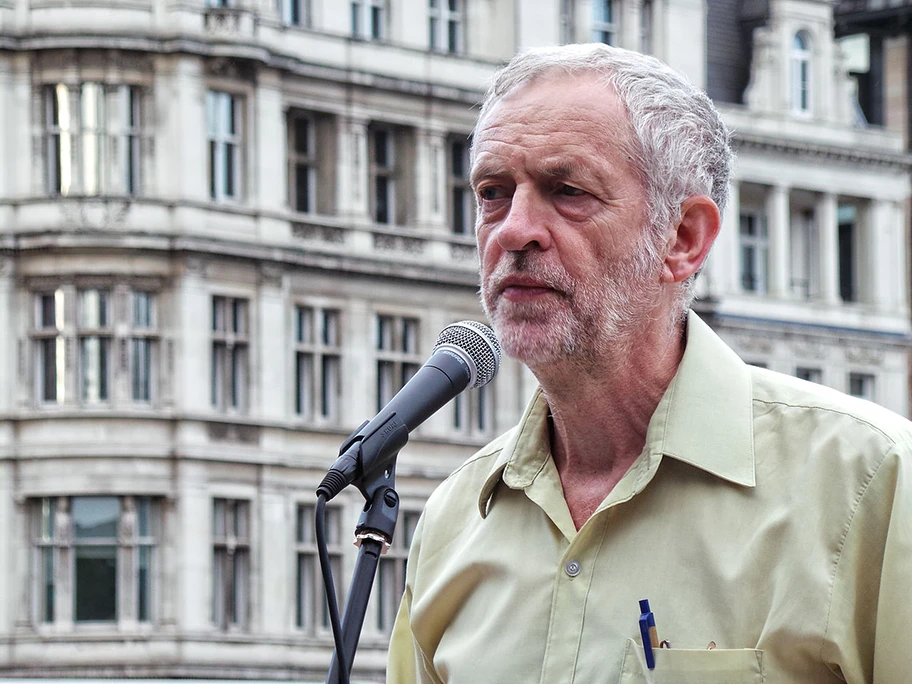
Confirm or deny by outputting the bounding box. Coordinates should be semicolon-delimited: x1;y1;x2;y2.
317;348;474;500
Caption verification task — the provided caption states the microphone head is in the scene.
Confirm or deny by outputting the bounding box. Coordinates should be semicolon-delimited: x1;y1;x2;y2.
434;321;502;389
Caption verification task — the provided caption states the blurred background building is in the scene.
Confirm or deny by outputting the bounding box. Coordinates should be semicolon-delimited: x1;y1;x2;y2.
0;0;908;681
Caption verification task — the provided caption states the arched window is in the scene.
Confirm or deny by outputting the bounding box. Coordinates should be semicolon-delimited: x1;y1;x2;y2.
790;31;811;114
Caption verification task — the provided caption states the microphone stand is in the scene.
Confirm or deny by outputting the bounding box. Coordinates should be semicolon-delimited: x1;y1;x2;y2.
324;445;401;684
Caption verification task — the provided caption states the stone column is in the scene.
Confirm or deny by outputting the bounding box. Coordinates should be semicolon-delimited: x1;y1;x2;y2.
416;127;447;232
256;265;287;420
767;184;790;298
336;115;370;223
252;69;286;241
893;200;908;310
869;199;894;310
717;179;741;294
817;192;840;305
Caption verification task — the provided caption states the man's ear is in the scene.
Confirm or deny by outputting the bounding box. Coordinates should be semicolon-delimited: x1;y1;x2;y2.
661;195;721;284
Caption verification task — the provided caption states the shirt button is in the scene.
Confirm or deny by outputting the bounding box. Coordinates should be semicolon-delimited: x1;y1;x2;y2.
565;560;581;577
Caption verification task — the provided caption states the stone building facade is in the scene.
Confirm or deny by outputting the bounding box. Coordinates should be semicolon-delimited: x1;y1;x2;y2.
0;0;908;681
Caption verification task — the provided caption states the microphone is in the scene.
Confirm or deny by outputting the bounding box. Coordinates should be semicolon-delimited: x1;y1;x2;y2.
317;321;502;500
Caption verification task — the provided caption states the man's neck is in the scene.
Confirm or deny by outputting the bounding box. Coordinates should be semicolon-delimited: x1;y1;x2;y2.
532;316;686;528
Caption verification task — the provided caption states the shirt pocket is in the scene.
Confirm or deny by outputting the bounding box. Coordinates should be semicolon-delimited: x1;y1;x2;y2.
617;638;764;684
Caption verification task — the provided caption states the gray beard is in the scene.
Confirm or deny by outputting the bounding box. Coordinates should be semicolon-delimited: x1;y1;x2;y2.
480;245;663;368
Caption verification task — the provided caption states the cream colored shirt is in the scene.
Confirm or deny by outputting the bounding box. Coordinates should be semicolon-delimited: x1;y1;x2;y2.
387;312;912;683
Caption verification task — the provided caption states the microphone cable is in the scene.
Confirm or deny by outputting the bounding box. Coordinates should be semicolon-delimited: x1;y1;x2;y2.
316;492;350;684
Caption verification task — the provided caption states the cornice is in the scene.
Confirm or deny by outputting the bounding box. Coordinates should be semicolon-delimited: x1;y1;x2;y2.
1;229;481;289
0;31;488;104
732;131;912;171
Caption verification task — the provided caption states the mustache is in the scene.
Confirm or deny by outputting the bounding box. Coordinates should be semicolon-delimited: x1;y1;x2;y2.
485;253;575;296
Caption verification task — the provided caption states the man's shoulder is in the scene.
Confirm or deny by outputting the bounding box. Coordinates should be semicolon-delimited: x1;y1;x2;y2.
750;366;912;449
421;428;516;518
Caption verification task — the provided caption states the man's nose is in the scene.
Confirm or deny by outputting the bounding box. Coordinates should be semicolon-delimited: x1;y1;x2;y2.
495;187;553;252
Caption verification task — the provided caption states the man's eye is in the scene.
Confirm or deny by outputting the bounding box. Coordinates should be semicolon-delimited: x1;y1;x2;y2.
559;184;586;197
479;187;504;201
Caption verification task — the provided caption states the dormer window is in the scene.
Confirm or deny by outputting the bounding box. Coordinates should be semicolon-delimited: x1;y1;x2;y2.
790;31;811;115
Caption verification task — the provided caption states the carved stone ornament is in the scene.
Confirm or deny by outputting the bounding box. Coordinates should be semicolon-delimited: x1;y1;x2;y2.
738;334;774;355
60;198;131;231
845;345;885;366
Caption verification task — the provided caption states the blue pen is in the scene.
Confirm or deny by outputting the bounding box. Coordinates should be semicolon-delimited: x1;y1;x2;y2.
638;599;658;670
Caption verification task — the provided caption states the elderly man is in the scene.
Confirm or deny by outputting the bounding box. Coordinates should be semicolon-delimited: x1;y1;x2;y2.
387;44;911;683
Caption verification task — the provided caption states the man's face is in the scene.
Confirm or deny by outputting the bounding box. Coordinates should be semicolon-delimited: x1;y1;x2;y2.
472;74;665;367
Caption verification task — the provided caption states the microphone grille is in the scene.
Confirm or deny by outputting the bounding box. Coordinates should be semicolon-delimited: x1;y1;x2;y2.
434;321;502;389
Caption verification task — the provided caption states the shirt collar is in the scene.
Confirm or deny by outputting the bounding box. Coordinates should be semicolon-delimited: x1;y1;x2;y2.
477;311;755;518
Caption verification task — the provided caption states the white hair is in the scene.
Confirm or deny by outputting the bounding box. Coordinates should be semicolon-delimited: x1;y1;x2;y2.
473;43;734;313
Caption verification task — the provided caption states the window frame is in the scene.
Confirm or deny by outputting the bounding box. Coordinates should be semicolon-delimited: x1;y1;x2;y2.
591;0;616;45
790;31;812;116
375;314;422;413
211;296;250;413
739;210;770;294
369;125;397;226
351;0;386;40
30;495;160;627
207;90;243;203
295;502;344;634
447;135;474;235
429;0;464;54
43;83;143;197
288;111;317;214
212;498;252;630
294;304;343;424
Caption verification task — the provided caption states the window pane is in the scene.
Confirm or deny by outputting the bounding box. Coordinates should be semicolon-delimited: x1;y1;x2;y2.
294;117;311;155
138;545;151;622
295;163;311;213
375;176;390;223
74;545;117;621
132;338;151;402
42;547;55;623
73;497;119;538
296;353;314;416
40;338;58;402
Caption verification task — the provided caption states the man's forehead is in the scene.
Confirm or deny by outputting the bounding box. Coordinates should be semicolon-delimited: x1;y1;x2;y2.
474;73;625;141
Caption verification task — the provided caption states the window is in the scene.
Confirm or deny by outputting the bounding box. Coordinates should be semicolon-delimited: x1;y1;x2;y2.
295;306;342;423
296;503;343;632
838;204;858;303
740;211;769;293
32;496;159;625
352;0;385;40
212;296;249;412
77;289;112;404
44;83;142;197
281;0;309;25
31;287;159;407
130;292;157;403
448;136;473;235
212;499;250;629
207;91;242;202
375;511;420;634
640;0;653;53
796;367;822;383
790;208;818;300
791;32;811;115
560;0;575;44
34;290;65;404
370;126;396;225
848;372;875;400
591;0;615;45
429;0;463;54
376;315;421;411
288;112;316;214
454;385;493;437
